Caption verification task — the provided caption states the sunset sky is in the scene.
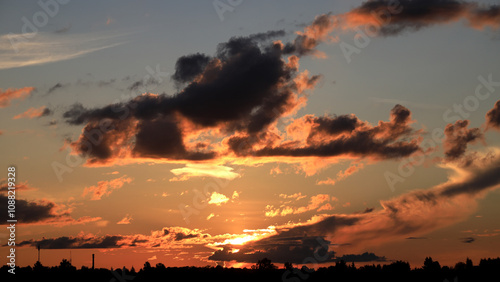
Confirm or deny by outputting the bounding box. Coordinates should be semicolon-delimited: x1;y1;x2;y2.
1;0;500;270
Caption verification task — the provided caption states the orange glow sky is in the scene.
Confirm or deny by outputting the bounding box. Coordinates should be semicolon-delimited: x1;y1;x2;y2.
1;0;500;270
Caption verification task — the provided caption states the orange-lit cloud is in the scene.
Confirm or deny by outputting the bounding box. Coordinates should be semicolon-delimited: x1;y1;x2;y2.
0;179;37;193
339;0;500;36
317;163;365;186
283;13;339;57
0;87;34;108
117;214;133;225
206;213;215;220
265;194;336;217
316;177;336;186
82;175;133;200
208;192;229;206
13;106;52;119
220;149;500;262
170;164;240;181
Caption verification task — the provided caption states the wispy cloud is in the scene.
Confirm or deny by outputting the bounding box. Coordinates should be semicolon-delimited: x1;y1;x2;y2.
82;175;133;200
0;87;35;108
13;106;52;119
0;32;127;70
117;214;133;225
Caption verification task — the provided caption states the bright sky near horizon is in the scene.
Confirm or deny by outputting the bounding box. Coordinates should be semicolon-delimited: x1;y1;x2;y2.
1;0;500;270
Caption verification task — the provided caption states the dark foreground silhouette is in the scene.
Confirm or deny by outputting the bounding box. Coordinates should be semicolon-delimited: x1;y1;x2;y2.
2;257;499;282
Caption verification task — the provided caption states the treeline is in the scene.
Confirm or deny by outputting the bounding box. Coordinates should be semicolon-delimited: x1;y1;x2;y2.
1;257;499;282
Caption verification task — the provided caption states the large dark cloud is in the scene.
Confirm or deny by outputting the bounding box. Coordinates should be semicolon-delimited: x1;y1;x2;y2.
347;0;500;36
62;32;320;164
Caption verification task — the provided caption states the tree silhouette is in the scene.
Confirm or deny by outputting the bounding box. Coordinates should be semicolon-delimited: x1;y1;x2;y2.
143;261;152;271
255;258;276;270
423;257;441;272
284;262;293;271
465;257;473;270
155;263;166;270
58;259;76;271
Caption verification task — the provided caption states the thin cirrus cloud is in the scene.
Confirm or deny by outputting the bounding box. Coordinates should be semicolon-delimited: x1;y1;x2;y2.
0;32;127;70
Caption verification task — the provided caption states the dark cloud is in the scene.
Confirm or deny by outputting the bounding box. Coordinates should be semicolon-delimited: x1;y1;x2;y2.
0;195;100;226
405;237;427;240
127;77;160;92
174;233;199;241
439;153;500;197
443;120;483;161
40;107;52;117
171;53;211;85
284;13;337;56
250;105;421;160
246;30;286;41
209;237;336;264
0;195;60;224
46;83;67;95
347;0;500;36
209;216;357;263
63;32;318;164
54;23;71;33
461;237;475;244
17;235;125;249
486;100;500;130
362;207;375;213
335;252;386;262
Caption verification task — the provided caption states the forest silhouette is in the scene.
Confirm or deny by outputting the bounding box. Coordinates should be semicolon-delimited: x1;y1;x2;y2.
2;256;499;282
